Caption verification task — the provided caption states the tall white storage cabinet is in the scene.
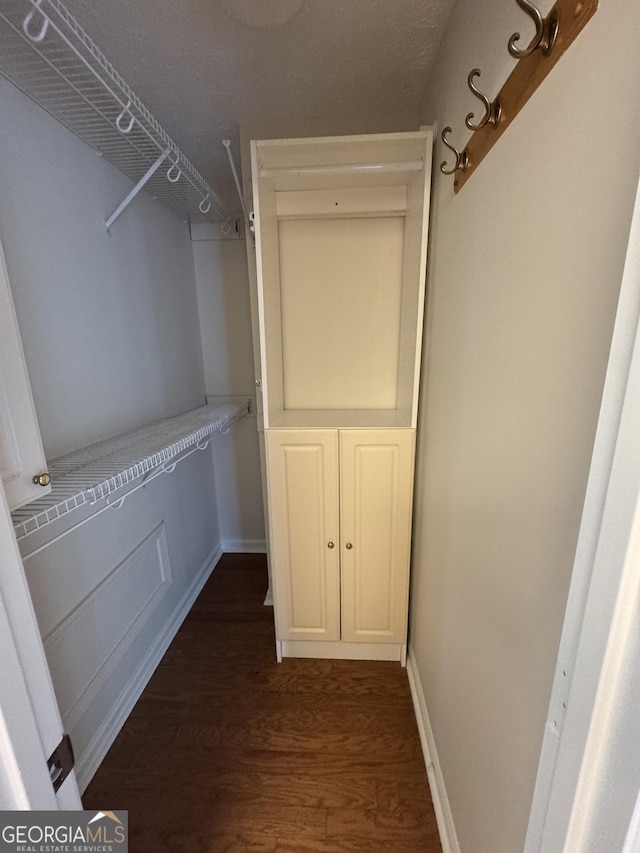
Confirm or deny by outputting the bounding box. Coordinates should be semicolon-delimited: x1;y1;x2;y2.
251;131;432;663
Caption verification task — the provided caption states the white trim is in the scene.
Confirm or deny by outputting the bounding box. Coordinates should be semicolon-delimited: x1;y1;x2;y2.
220;538;266;553
409;127;433;430
0;575;57;808
263;586;273;606
406;648;461;853
562;458;640;849
250;140;271;427
623;788;640;853
75;544;223;792
525;173;640;853
0;480;81;808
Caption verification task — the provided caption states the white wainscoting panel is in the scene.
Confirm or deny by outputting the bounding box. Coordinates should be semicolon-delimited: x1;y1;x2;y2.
407;648;461;853
44;523;172;732
74;543;223;792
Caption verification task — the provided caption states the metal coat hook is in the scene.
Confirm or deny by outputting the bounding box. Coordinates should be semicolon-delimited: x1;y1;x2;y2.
199;196;212;214
440;127;469;176
166;157;182;183
465;69;502;130
23;0;49;43
508;0;558;59
116;100;135;134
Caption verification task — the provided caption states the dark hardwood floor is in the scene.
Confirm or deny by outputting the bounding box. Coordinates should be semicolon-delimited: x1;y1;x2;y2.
83;553;442;852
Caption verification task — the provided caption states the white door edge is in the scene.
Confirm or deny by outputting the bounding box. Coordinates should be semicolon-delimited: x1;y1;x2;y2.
524;176;640;851
0;478;81;809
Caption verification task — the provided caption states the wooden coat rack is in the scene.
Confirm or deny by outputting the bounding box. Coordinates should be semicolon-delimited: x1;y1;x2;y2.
440;0;598;192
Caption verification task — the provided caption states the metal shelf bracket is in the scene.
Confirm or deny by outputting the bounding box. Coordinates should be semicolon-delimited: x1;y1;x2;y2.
106;148;170;231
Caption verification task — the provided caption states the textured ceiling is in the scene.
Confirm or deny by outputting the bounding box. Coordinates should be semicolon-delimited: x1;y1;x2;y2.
60;0;454;215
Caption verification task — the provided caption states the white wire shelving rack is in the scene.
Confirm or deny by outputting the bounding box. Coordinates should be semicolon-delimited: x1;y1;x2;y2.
0;0;227;227
11;400;250;549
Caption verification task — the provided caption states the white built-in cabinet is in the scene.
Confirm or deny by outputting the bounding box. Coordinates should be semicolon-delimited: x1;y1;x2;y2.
251;130;432;663
267;429;415;660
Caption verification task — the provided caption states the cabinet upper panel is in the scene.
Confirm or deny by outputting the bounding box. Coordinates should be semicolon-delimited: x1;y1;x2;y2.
252;130;432;431
280;217;404;411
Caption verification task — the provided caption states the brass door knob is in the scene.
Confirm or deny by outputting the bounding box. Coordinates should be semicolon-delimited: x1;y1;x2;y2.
345;542;353;550
327;541;335;549
33;472;51;487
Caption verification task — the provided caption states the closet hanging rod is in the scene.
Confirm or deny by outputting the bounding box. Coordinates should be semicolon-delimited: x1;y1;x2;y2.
0;0;227;224
260;160;424;178
222;139;253;234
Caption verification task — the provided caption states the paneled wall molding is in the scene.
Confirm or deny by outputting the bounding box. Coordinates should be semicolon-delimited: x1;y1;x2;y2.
74;542;224;792
45;523;172;733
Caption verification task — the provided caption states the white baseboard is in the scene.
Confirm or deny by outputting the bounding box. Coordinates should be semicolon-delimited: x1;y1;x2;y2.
75;543;224;793
407;647;461;853
220;538;266;553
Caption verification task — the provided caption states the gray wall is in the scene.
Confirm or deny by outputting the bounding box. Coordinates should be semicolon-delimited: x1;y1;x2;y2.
408;0;640;851
192;229;266;550
0;75;206;459
1;77;221;790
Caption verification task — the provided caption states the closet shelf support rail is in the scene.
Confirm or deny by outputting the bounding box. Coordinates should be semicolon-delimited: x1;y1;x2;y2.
0;0;227;224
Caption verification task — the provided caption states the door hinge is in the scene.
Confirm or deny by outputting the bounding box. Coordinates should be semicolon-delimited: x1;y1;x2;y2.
47;734;74;792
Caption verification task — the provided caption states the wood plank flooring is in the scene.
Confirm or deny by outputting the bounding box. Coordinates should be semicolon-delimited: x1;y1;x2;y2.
83;553;442;852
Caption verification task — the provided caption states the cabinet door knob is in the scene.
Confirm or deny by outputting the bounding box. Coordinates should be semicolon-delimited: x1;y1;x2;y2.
327;541;335;549
345;542;353;550
32;472;51;487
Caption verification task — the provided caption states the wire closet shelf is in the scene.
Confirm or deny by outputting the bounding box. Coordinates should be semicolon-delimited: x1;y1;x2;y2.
0;0;226;224
11;401;250;547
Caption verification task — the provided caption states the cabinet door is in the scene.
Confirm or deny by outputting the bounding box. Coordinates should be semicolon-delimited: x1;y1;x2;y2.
266;430;340;641
0;239;50;510
340;429;415;644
